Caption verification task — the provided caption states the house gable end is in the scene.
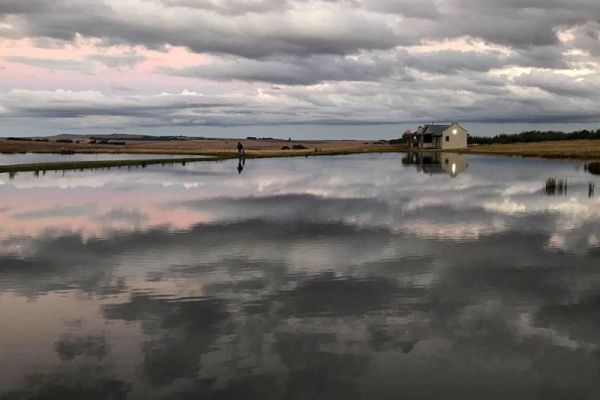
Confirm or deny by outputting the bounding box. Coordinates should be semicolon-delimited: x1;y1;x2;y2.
407;122;468;150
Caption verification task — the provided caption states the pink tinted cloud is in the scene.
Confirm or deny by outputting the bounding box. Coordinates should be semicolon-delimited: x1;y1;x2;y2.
0;38;210;92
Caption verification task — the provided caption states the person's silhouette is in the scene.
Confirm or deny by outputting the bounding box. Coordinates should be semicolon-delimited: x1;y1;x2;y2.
237;156;245;174
237;141;245;157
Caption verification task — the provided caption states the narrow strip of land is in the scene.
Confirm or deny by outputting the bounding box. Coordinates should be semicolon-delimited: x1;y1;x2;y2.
2;137;600;174
0;137;401;157
0;137;408;172
0;138;406;173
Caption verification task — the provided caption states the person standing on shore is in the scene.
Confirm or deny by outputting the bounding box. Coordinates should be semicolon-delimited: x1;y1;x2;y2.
236;141;246;174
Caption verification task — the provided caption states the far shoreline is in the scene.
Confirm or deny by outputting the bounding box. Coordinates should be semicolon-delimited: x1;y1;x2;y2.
3;136;600;173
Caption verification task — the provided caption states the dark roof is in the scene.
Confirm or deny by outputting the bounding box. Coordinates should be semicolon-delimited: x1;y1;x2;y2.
421;124;451;137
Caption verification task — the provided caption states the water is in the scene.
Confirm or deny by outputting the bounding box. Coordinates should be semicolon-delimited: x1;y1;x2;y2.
0;153;195;165
1;153;600;399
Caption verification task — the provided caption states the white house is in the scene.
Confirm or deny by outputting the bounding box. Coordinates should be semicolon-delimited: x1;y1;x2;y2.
408;122;468;150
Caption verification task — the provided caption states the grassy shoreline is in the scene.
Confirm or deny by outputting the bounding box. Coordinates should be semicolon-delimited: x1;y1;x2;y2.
0;145;406;174
2;139;600;174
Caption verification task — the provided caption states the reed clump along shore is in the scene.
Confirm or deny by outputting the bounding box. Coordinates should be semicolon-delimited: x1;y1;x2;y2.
545;177;568;196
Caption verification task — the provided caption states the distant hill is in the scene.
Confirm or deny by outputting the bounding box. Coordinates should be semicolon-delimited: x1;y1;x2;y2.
2;133;204;141
86;133;190;142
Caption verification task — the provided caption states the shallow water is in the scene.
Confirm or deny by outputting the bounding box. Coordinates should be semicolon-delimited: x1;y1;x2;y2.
1;153;600;399
0;152;195;165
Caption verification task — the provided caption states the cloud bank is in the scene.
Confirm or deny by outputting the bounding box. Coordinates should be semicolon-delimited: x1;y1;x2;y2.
0;0;599;132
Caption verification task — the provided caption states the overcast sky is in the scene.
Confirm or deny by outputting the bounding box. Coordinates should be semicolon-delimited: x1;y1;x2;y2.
0;0;599;138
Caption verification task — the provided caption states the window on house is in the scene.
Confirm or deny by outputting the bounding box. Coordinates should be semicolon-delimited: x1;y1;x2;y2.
445;136;449;142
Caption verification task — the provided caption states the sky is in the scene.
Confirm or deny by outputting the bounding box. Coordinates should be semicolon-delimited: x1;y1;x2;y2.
0;0;599;139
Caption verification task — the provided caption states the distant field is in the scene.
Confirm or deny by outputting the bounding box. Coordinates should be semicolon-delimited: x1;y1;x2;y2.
463;140;600;160
0;137;403;157
4;137;600;163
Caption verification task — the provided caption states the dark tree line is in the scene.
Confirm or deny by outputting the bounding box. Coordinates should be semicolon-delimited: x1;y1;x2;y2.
468;129;600;145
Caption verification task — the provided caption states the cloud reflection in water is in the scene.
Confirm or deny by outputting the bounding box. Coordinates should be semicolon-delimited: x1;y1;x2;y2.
1;154;600;399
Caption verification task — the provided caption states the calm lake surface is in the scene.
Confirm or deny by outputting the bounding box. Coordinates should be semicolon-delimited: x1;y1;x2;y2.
1;153;600;399
0;153;194;165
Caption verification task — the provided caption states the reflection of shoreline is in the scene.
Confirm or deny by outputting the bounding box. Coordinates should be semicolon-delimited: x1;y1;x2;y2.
402;152;468;177
0;156;217;177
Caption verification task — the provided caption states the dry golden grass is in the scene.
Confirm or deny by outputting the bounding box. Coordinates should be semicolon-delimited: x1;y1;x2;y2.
5;137;600;167
462;140;600;160
0;138;406;172
0;138;403;157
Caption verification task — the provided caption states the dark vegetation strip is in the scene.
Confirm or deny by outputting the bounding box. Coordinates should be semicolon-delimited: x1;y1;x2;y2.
468;129;600;145
0;156;221;174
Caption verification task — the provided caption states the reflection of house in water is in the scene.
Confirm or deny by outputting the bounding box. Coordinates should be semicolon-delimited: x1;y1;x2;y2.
402;152;468;177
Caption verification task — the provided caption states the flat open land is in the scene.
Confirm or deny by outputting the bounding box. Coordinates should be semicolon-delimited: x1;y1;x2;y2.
3;137;600;173
463;140;600;160
0;137;405;172
0;137;402;158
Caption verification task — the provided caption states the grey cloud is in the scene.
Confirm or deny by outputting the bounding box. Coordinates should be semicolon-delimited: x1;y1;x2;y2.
6;52;146;75
1;0;600;127
111;85;134;92
402;50;506;73
3;56;94;72
0;0;59;13
2;72;599;127
162;54;397;85
161;0;290;15
569;21;600;56
1;1;402;58
361;0;442;18
87;53;146;68
0;90;244;125
448;0;600;47
3;0;598;58
506;45;570;69
443;14;560;48
514;71;600;98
